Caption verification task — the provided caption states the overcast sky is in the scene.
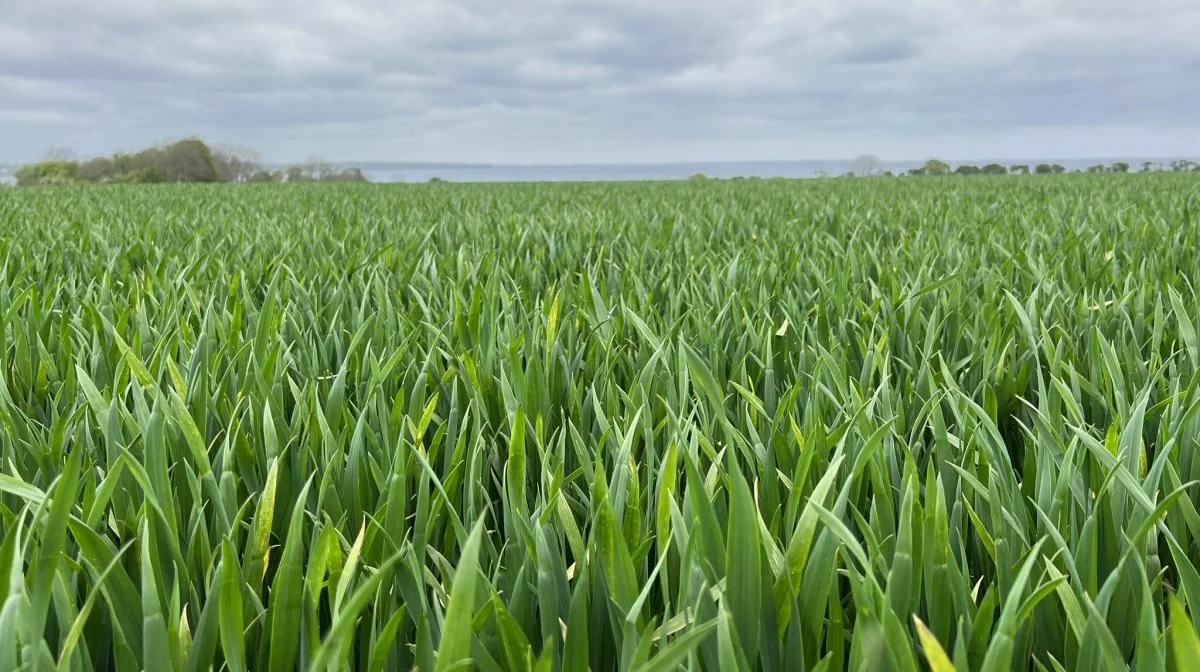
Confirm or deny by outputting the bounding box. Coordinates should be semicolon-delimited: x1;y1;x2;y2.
2;0;1198;164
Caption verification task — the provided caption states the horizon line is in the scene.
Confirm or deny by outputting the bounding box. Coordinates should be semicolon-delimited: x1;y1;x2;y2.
3;156;1192;171
316;155;1188;168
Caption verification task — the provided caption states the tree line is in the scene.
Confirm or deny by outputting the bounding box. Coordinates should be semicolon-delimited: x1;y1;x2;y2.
850;156;1200;177
13;139;369;186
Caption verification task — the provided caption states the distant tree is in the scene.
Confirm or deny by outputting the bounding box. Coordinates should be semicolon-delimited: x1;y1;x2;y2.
99;145;162;181
1051;164;1066;174
15;161;78;185
1141;161;1156;172
1010;165;1030;175
1111;162;1130;173
277;161;367;183
77;157;117;182
981;164;1008;175
246;170;278;183
922;159;951;175
954;164;981;175
212;144;264;182
161;139;220;182
1034;164;1053;174
285;166;311;183
323;168;370;182
1086;164;1106;173
850;154;885;177
427;176;445;184
303;157;337;181
118;149;169;181
111;167;167;183
13;136;367;187
906;167;926;176
1170;159;1197;172
112;152;135;175
688;173;708;181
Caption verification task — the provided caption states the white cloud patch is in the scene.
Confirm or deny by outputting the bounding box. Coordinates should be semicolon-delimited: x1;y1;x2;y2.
1;0;1197;162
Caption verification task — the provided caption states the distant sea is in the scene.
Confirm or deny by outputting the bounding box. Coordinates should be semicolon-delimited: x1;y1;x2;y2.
1;158;1183;186
347;158;1173;183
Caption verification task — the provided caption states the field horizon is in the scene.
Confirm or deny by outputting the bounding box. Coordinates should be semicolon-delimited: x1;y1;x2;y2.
6;155;1194;186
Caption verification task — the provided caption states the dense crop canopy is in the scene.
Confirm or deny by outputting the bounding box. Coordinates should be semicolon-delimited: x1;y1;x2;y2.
1;176;1200;670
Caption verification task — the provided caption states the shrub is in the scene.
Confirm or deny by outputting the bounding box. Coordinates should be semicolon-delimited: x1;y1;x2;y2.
15;161;79;186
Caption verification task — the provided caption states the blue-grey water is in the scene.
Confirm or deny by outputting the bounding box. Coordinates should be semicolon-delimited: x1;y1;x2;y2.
355;158;1172;183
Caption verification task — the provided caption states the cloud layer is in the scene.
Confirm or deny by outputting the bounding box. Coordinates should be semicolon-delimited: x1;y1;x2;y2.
3;0;1198;162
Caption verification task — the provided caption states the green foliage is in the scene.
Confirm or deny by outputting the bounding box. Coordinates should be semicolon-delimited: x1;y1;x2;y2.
161;139;221;183
15;139;220;185
247;170;278;183
281;163;368;183
14;161;79;185
77;157;117;182
0;175;1199;670
320;168;369;183
111;167;168;184
14;140;365;186
922;158;951;175
285;165;312;183
982;164;1008;175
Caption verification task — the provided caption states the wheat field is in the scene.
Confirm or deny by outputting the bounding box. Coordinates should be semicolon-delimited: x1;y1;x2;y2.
1;176;1199;670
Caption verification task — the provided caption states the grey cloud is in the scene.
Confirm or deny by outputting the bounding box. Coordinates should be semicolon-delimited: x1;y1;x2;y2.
839;39;921;65
1;0;1198;163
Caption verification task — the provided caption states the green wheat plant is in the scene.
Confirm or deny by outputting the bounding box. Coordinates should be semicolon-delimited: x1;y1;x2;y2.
0;174;1199;670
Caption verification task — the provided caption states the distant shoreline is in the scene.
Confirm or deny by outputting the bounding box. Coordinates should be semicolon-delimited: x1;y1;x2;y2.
284;157;1182;171
5;157;1193;186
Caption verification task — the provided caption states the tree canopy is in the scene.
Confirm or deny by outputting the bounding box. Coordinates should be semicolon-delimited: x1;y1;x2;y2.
14;138;370;186
922;158;951;175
